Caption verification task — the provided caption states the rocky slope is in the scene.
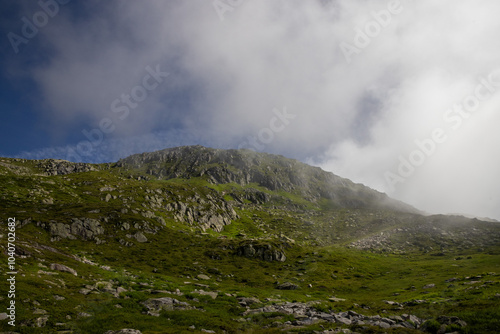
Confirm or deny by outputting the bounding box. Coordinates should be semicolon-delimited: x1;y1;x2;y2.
0;147;499;333
116;146;419;213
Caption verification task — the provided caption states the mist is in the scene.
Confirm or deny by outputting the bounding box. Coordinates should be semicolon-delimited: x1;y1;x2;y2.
7;0;500;220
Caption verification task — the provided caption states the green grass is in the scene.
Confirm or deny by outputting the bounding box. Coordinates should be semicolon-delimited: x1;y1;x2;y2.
1;156;500;333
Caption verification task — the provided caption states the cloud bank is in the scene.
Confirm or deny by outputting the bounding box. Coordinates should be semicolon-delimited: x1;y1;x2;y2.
8;0;500;220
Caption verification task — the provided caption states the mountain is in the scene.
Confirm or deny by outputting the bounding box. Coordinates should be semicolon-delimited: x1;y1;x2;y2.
1;146;499;333
116;145;419;213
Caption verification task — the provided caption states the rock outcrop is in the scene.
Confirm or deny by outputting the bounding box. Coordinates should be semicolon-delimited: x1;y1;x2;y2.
36;159;97;175
116;145;419;213
236;242;287;262
165;195;238;232
45;218;104;242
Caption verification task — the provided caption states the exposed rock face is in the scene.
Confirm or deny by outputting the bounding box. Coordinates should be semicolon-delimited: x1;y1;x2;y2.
36;159;97;175
165;196;238;232
47;218;104;241
236;242;287;262
70;218;104;239
116;145;419;213
229;188;270;204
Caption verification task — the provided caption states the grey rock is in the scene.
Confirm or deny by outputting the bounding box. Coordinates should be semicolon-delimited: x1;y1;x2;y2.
142;297;191;316
116;287;127;296
50;263;77;276
237;243;286;262
70;218;104;240
193;290;218;300
334;315;351;325
104;330;142;334
133;232;148;243
36;159;97;176
276;282;299;290
48;222;74;240
79;288;92;295
78;312;92;318
237;297;261;306
32;316;49;327
94;281;113;291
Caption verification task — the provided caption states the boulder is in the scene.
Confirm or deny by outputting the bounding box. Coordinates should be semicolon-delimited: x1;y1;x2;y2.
70;218;104;240
236;243;286;262
50;263;77;276
133;232;148;243
142;297;191;316
276;282;299;290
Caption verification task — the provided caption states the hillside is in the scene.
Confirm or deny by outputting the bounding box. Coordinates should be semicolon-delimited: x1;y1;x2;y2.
0;146;499;333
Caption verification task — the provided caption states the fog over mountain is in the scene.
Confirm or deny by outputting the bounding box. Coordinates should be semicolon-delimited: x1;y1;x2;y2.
2;0;500;219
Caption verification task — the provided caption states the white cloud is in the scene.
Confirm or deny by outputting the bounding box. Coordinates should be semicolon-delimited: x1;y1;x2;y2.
16;0;500;219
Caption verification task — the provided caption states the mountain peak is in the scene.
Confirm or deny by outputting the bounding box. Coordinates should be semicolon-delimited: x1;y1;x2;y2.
116;145;419;214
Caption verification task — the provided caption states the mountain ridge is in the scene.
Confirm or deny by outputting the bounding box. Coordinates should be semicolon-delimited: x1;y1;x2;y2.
115;145;420;215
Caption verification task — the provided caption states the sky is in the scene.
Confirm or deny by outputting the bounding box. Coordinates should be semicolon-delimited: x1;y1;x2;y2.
1;0;500;220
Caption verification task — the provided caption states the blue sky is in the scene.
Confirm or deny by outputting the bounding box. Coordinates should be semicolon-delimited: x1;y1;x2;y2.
1;0;500;220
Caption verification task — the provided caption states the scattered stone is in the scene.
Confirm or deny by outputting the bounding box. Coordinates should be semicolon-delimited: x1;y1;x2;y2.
197;274;210;280
243;301;443;331
78;312;92;318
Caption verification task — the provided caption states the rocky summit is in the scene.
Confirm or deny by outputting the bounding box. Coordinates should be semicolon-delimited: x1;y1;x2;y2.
0;145;499;333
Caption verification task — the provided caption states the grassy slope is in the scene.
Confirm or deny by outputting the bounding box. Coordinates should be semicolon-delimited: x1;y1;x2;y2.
0;158;499;333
